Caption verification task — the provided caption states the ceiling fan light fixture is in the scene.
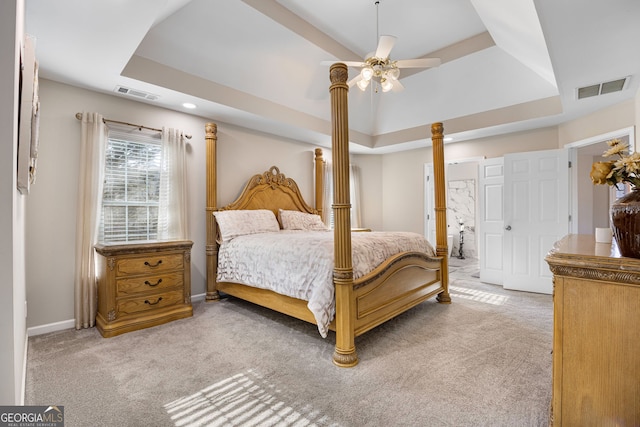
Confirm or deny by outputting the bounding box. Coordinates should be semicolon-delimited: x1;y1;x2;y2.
321;0;440;93
361;66;374;81
381;78;393;92
357;78;370;91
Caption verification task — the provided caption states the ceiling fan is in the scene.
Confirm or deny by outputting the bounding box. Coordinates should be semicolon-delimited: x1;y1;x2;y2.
322;1;441;93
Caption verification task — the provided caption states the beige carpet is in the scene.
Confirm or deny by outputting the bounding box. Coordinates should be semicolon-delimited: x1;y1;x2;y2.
25;261;553;426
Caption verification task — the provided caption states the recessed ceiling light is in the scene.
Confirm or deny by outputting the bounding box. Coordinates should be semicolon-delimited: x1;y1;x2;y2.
182;102;196;109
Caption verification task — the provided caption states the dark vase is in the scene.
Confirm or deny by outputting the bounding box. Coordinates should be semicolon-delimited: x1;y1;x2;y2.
610;188;640;258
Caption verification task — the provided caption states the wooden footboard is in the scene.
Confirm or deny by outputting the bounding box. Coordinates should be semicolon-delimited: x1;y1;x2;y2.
216;252;445;341
353;252;444;337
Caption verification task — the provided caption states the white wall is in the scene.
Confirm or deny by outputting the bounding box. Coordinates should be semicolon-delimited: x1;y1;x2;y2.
558;99;635;147
351;153;383;230
637;85;640;132
576;153;595;233
592;184;610;229
1;0;27;405
381;148;433;233
446;127;560;159
26;79;322;329
576;152;611;234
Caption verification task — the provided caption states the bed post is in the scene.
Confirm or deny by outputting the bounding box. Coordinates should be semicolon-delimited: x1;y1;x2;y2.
329;63;358;367
314;148;324;218
205;122;220;301
431;122;451;303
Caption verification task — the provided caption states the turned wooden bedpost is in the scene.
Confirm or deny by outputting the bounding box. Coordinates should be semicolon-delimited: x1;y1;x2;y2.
314;148;324;218
205;122;220;301
329;63;358;367
432;122;451;303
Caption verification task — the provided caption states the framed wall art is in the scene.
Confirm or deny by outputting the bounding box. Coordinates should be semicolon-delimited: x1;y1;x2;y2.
17;33;40;195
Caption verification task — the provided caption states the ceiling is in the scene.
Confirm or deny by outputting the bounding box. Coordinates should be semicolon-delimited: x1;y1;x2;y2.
25;0;640;154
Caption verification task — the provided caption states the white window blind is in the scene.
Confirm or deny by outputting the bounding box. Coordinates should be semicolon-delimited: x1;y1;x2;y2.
100;129;162;242
322;162;362;229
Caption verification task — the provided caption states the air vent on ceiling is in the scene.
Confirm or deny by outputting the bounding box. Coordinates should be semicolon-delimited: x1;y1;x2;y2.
577;77;628;100
114;85;159;101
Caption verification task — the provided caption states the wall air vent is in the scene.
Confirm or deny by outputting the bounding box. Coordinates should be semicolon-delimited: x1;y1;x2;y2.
114;85;159;101
577;77;628;99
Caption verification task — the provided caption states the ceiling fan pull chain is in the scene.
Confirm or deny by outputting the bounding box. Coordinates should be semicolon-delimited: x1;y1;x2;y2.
375;1;380;43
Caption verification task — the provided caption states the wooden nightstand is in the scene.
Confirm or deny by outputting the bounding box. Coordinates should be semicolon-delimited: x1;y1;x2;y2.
94;240;193;337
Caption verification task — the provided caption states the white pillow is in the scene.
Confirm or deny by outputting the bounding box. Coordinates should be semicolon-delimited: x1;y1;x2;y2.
278;209;328;231
213;209;280;242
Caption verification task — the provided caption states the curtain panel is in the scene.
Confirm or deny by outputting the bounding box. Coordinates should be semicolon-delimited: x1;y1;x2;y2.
74;112;107;329
157;128;189;240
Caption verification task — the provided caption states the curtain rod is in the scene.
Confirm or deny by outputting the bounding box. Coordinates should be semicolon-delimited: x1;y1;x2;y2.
75;113;192;139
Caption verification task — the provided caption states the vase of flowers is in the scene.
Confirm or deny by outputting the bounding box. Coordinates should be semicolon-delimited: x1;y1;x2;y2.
590;138;640;258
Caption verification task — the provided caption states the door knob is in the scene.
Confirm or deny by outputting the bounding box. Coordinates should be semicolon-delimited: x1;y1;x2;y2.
505;225;512;231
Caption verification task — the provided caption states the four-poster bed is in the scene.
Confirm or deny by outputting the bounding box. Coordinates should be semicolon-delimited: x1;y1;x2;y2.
204;63;450;367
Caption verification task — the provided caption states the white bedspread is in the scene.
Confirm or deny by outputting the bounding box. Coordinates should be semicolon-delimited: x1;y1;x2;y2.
216;230;436;337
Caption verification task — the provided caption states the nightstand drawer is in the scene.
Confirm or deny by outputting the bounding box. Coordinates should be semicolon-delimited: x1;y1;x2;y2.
117;289;184;316
115;253;183;276
117;271;183;296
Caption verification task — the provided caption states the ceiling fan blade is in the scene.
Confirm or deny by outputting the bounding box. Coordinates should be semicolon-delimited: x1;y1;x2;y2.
321;60;366;67
347;74;362;87
375;35;397;59
391;79;405;92
394;58;441;68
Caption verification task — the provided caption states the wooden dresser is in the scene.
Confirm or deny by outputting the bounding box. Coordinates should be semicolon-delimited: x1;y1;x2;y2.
95;240;193;337
545;234;640;426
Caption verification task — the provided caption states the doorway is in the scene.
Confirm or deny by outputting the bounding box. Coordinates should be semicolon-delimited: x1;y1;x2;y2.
566;126;636;234
424;158;482;271
454;148;569;294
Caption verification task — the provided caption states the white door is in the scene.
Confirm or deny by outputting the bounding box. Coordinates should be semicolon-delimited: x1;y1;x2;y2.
503;149;569;294
424;163;436;244
479;158;504;285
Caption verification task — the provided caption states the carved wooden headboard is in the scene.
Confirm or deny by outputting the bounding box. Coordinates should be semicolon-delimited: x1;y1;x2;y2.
218;166;317;218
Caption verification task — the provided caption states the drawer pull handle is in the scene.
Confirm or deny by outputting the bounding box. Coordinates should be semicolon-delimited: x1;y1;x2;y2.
144;260;163;268
144;297;163;306
144;279;163;287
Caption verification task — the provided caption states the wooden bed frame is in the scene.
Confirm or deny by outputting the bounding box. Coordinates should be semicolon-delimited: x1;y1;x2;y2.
204;63;450;367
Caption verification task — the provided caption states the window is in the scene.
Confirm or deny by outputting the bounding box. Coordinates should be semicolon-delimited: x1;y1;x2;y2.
100;130;161;242
322;162;362;229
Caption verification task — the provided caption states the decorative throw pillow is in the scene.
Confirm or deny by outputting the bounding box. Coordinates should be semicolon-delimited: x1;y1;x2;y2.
213;209;280;242
278;209;328;231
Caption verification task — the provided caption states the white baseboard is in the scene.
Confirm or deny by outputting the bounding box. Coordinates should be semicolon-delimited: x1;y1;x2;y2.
27;294;207;337
20;333;27;405
27;319;75;337
192;292;206;302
